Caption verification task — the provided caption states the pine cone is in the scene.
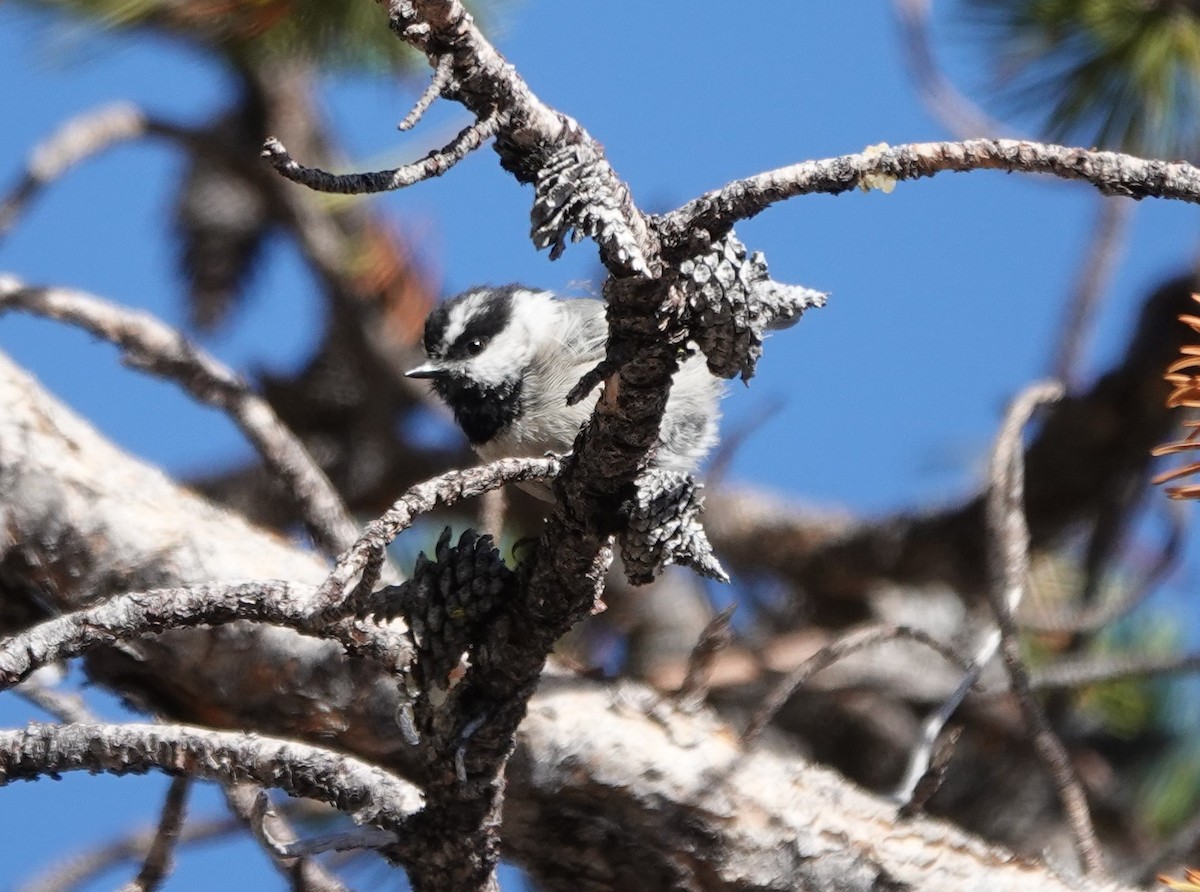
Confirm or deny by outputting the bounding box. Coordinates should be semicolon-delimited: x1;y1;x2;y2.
175;98;272;332
676;233;826;381
617;469;728;585
366;527;514;690
531;141;649;275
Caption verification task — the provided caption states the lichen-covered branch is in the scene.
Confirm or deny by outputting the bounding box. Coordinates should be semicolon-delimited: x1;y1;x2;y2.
660;139;1200;243
0;722;423;835
0;581;412;692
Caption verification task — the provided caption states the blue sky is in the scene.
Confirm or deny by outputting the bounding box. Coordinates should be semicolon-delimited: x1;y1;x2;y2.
1;1;1199;888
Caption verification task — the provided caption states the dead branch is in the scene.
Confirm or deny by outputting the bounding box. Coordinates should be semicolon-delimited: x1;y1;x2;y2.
0;581;412;692
0;103;151;240
399;54;455;131
1050;198;1133;387
13;671;96;725
223;784;353;892
890;0;1007;140
706;273;1195;605
674;605;736;711
0;276;357;558
17;812;249;892
251;789;398;856
661;139;1200;243
1031;651;1200;690
741;624;972;746
119;776;191;892
982;381;1106;877
261;115;499;194
313;455;562;620
0;722;424;836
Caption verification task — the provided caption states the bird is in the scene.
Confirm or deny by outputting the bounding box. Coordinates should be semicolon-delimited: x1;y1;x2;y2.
406;285;724;479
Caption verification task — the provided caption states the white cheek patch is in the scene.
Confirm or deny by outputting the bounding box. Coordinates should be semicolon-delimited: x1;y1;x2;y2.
468;327;531;386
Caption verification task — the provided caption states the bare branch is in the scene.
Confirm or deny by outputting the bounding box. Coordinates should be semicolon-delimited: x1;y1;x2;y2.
13;671;97;725
891;0;1008;139
17;812;249;892
0;581;412;693
1050;198;1133;387
399;55;454;131
119;777;191;892
897;726;962;820
674;605;736;712
251;789;398;857
0;103;150;240
283;0;657;277
660;139;1200;243
981;381;1107;877
0;277;357;559
513;675;1128;892
313;456;562;619
894;637;993;806
261;115;499;195
224;784;353;892
741;624;972;746
0;722;423;834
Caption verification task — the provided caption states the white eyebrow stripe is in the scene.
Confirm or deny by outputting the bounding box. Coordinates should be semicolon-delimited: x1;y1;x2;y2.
442;300;471;347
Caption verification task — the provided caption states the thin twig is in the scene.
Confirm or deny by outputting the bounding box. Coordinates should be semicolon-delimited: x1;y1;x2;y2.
478;487;507;539
314;456;562;621
891;0;1008;139
17;813;250;892
225;784;353;892
0;277;358;560
981;381;1107;877
399;55;454;131
661;139;1200;244
13;671;97;725
0;580;412;694
1050;197;1133;387
262;115;499;195
741;625;972;746
251;789;398;857
897;726;962;820
674;605;736;712
119;777;191;892
0;103;150;240
894;500;1182;801
893;627;998;805
705;395;784;488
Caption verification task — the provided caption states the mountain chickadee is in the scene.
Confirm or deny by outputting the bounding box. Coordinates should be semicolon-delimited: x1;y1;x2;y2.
407;285;724;477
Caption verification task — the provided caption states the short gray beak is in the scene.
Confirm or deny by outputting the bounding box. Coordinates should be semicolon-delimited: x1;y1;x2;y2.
405;362;448;380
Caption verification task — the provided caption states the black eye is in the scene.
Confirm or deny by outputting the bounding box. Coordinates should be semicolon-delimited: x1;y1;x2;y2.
466;338;485;356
